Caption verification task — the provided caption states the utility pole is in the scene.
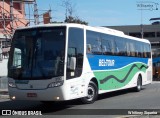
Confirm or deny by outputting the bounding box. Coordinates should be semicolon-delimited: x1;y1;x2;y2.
10;0;14;34
34;0;39;25
136;1;159;39
140;8;144;39
2;0;5;31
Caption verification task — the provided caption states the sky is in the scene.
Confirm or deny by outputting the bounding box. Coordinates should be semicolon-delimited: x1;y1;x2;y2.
26;0;160;26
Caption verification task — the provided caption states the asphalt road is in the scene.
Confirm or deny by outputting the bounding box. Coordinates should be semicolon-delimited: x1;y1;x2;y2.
0;82;160;118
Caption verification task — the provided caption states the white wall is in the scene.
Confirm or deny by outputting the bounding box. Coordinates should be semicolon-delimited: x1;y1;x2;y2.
0;59;8;76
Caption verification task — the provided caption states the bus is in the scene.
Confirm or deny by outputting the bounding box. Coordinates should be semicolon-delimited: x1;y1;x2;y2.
8;23;152;104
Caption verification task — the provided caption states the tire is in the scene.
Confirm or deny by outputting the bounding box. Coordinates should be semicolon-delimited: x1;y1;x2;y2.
81;81;98;104
135;75;142;92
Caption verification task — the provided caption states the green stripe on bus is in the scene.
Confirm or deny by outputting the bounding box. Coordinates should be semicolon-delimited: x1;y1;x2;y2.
94;63;148;90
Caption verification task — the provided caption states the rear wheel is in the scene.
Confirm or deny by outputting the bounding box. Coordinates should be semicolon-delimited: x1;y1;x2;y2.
135;75;142;92
81;81;98;104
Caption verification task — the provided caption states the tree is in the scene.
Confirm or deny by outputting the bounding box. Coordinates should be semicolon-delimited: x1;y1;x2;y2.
62;0;88;25
64;16;88;25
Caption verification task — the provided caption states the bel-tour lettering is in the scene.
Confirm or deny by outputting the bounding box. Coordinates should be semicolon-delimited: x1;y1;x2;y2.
99;59;115;66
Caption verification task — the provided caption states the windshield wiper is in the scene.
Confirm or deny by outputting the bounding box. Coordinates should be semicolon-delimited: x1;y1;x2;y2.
11;65;21;69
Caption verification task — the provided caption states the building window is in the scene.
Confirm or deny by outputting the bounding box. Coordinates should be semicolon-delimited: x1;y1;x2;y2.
129;32;141;38
143;32;155;38
157;32;160;37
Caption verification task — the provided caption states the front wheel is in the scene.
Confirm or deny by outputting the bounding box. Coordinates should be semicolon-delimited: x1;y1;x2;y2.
81;81;98;104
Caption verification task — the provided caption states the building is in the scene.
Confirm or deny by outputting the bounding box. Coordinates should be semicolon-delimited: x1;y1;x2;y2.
0;0;28;54
106;24;160;80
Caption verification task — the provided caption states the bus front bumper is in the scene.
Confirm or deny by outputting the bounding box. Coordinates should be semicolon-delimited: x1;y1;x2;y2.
8;87;66;101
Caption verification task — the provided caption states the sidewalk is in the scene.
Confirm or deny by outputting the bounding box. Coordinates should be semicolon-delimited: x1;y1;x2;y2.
152;81;160;84
0;77;9;99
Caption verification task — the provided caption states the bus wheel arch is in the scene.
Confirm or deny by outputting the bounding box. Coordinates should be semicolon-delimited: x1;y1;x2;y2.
81;78;98;104
90;78;99;89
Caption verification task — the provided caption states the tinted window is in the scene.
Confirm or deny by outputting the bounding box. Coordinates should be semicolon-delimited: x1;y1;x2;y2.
86;31;102;55
86;30;151;58
126;40;136;57
101;34;116;55
67;27;84;79
115;37;127;56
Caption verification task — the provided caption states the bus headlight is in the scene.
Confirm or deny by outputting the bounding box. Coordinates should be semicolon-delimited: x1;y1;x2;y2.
48;77;64;88
8;82;16;88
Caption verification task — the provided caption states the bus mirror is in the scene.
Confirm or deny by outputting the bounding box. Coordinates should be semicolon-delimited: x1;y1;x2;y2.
69;57;76;71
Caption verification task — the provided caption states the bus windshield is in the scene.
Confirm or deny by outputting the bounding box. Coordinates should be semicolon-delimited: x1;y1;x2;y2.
8;27;66;80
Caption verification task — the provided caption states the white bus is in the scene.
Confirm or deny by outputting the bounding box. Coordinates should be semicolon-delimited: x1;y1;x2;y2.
8;23;152;104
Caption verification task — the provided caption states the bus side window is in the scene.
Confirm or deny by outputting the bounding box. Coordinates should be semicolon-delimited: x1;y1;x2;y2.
87;44;92;54
115;37;126;56
101;36;112;55
135;41;141;57
126;42;130;56
102;45;107;55
143;44;148;58
111;39;116;55
146;44;151;58
102;34;116;56
93;45;101;54
130;41;135;57
135;50;138;57
86;30;102;55
139;43;143;58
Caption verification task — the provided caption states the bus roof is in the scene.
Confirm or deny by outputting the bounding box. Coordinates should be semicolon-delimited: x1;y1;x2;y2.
16;23;150;44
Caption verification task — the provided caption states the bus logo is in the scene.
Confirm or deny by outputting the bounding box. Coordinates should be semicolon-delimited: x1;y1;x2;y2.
99;59;115;67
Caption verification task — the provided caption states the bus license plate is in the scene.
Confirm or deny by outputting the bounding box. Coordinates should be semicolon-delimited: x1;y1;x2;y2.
27;93;37;97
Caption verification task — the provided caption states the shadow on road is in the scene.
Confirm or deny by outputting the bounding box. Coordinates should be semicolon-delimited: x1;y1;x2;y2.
98;87;146;101
0;99;82;114
0;87;146;115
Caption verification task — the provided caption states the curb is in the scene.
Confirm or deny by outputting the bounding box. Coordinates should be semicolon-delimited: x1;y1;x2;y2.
152;81;160;84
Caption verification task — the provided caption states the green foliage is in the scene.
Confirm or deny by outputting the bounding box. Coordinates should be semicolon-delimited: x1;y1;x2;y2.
64;16;88;25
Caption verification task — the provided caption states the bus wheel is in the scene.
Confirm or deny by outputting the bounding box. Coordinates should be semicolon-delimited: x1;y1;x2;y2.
135;75;142;92
81;81;98;104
